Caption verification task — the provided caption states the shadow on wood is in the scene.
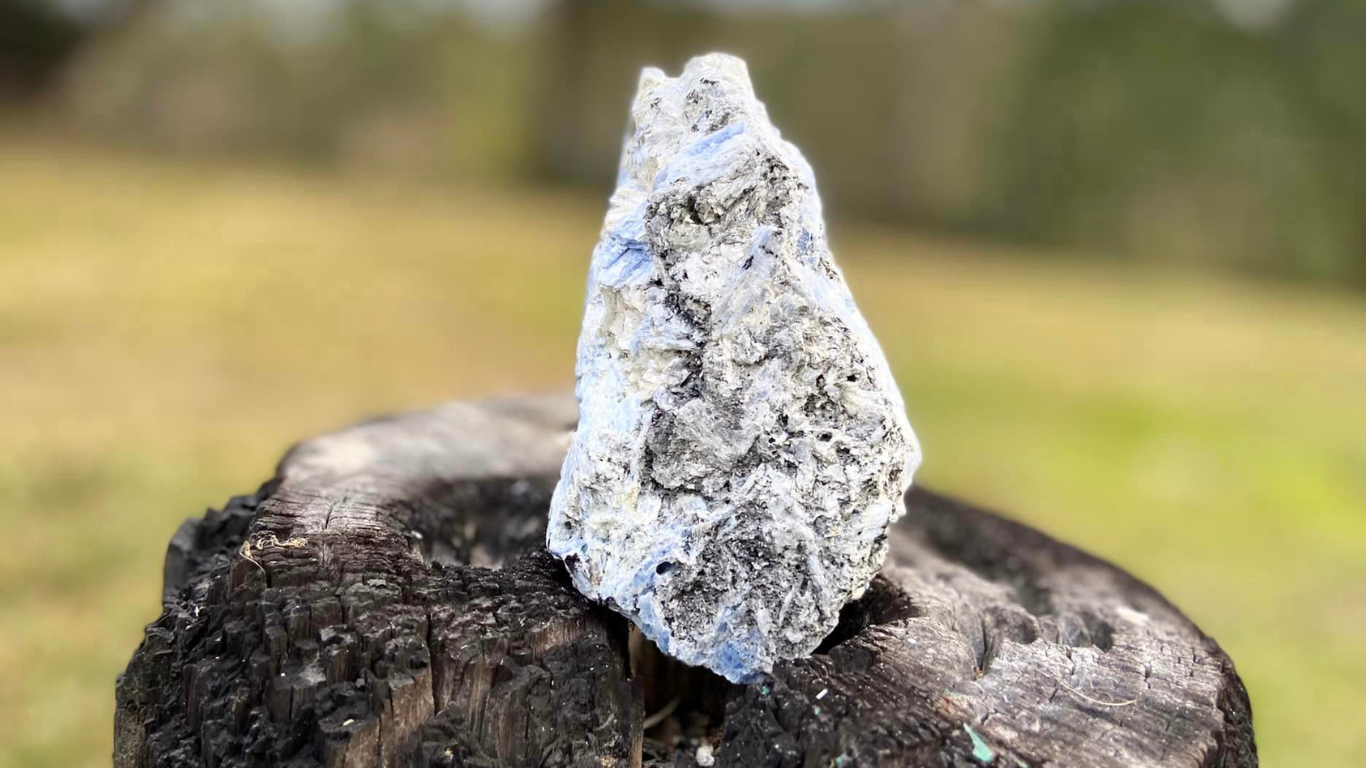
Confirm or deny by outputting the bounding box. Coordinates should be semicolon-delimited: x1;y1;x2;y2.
115;395;1256;768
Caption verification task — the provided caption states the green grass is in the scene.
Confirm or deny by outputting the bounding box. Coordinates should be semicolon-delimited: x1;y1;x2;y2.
2;137;1363;768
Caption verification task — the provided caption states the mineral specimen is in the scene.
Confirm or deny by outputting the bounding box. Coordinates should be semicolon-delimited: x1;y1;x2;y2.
547;53;920;682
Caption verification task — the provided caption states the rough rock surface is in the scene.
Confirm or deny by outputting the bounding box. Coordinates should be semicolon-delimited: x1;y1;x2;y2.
547;53;921;682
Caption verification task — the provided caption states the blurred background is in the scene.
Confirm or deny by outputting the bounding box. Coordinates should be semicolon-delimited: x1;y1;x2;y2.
1;0;1363;765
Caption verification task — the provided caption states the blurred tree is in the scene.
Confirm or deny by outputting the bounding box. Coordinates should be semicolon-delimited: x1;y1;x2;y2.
42;0;1366;287
987;0;1366;283
0;0;139;99
534;0;594;181
1277;0;1366;284
0;0;91;97
60;0;541;175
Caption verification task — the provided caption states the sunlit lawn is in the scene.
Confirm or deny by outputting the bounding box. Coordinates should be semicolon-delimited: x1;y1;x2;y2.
1;137;1362;768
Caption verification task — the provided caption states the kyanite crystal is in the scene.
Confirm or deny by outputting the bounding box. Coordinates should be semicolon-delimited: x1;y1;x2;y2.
547;53;920;683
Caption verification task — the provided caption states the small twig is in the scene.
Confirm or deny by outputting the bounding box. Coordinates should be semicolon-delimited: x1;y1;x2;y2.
258;534;307;549
1060;682;1139;708
239;540;265;573
239;534;307;573
641;694;682;730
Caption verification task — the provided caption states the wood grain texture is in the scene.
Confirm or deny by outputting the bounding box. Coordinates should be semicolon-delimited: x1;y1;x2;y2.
115;396;1255;768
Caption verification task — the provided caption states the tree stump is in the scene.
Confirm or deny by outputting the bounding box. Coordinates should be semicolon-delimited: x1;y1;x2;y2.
115;396;1256;768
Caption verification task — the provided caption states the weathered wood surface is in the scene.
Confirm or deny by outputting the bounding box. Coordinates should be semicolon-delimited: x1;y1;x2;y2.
116;396;1255;768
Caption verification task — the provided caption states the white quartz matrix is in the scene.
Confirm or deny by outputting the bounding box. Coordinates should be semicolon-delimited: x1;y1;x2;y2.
548;53;920;683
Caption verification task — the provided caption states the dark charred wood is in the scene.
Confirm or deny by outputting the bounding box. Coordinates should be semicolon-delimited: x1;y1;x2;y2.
115;395;1255;768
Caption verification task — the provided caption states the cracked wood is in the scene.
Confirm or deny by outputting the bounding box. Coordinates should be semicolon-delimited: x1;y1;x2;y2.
116;395;1255;768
